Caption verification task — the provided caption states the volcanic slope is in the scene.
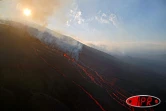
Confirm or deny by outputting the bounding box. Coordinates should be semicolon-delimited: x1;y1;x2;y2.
0;23;166;111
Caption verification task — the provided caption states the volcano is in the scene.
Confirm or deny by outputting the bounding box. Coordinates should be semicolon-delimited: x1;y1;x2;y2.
0;21;165;111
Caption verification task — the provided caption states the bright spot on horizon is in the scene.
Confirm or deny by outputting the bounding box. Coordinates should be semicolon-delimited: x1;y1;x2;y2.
23;8;31;16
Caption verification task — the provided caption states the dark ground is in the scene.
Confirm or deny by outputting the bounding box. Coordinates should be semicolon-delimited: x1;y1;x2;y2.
0;22;166;111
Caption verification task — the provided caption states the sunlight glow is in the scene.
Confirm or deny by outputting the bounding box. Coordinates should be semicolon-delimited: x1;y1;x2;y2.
23;8;31;16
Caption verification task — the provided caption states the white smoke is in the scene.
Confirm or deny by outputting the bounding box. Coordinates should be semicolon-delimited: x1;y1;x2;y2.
27;26;83;60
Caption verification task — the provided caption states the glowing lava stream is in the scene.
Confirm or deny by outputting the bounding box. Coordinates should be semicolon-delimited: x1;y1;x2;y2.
73;61;154;111
72;81;106;111
32;45;153;111
49;51;133;110
63;53;133;110
32;47;107;111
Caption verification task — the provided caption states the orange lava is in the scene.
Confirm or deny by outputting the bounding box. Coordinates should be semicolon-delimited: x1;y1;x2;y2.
32;45;154;111
73;81;106;111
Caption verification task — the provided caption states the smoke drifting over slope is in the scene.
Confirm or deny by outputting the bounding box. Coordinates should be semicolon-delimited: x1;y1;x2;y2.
87;41;166;57
27;26;83;60
0;20;82;60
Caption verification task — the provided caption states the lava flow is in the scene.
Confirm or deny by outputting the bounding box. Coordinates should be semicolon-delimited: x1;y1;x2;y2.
32;44;153;111
62;52;154;111
72;81;106;111
32;47;107;111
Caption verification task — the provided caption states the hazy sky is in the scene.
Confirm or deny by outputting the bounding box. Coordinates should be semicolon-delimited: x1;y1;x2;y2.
0;0;166;55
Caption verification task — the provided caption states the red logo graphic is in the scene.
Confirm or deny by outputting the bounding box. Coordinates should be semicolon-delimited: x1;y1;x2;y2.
126;95;161;108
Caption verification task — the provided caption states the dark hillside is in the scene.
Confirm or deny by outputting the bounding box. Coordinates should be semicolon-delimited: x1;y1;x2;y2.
0;22;165;111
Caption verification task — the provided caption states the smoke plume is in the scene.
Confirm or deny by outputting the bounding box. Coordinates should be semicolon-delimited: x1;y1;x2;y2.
27;26;83;60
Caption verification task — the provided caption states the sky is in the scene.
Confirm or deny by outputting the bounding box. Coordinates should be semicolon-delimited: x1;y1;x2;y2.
0;0;166;56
